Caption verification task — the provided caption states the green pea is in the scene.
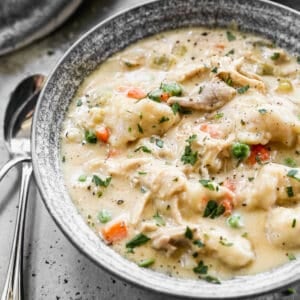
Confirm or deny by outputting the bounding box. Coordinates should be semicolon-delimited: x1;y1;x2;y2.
231;142;250;159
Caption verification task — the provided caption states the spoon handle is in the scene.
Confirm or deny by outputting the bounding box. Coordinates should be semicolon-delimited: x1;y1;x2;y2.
1;162;32;300
0;156;31;182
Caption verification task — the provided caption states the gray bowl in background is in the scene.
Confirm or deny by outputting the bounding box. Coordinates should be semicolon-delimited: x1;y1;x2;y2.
32;0;300;298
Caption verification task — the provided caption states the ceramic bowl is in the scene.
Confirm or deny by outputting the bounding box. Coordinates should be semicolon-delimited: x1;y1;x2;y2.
32;0;300;298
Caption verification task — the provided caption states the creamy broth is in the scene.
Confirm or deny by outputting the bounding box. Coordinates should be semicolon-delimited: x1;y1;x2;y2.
61;28;300;282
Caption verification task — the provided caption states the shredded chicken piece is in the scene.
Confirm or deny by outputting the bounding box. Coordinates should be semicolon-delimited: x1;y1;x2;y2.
168;78;236;111
150;224;255;268
212;56;266;93
167;64;209;82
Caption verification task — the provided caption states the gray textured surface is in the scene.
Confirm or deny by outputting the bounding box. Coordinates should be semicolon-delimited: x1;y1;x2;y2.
0;0;82;55
0;0;300;299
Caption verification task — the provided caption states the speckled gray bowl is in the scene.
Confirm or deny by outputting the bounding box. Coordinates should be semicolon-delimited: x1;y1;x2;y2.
32;0;300;298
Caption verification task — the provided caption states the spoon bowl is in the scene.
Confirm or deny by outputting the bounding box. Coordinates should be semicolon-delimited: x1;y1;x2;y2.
0;74;44;181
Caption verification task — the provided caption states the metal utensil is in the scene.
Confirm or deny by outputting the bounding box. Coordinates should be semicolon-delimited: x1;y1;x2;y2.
0;75;44;181
1;74;45;300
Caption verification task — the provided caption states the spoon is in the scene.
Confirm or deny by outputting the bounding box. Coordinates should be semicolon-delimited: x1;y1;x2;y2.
0;74;45;300
0;75;44;181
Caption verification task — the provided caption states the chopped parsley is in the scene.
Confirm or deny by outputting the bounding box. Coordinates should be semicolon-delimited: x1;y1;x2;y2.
92;175;111;187
284;157;297;167
237;85;250;94
227;214;244;229
159;116;170;123
215;112;224;119
226;31;236;41
62;156;66;163
85;130;97;143
193;261;208;275
186;134;197;143
199;179;215;191
248;177;254;182
270;52;280;60
160;82;183;96
138;171;147;175
202;275;221;284
138;258;155;268
98;209;112;223
193;261;221;284
181;135;198;165
203;200;225;219
219;237;234;247
225;49;235;56
148;88;163;102
297;56;300;64
171;102;180;114
211;67;218;73
286;186;294;198
292;218;297;228
134;145;152;153
126;233;150;249
137;124;144;133
171;102;192;115
224;76;233;86
287;169;300;181
258;108;267;115
76;99;83;106
184;226;193;239
287;253;296;261
78;175;87;182
155;139;164;148
153;212;165;226
193;239;205;248
198;86;204;94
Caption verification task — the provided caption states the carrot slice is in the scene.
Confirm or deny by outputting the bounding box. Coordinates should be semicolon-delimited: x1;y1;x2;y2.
247;144;270;165
222;179;236;192
215;43;225;50
107;148;119;158
200;123;221;138
101;221;128;243
221;198;233;216
160;92;170;102
96;126;110;143
127;87;147;99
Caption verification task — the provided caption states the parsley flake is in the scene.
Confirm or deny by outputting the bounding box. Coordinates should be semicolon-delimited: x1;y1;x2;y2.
193;261;208;275
286;186;294;198
153;212;166;226
92;175;111;187
199;179;215;191
134;146;152;153
159;116;170;124
258;108;267;115
126;233;150;249
211;67;218;73
184;226;193;240
203;200;225;219
270;52;280;60
237;85;250;94
226;31;236;41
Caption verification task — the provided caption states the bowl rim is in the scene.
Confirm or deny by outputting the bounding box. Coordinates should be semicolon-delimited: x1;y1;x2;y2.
32;0;300;298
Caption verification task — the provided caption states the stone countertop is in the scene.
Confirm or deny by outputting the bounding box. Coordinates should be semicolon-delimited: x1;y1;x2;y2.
0;0;299;299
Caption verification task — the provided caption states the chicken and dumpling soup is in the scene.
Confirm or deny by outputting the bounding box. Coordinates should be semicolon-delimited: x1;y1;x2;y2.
61;28;300;282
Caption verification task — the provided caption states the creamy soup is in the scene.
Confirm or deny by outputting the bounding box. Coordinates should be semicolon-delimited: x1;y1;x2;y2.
61;28;300;283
